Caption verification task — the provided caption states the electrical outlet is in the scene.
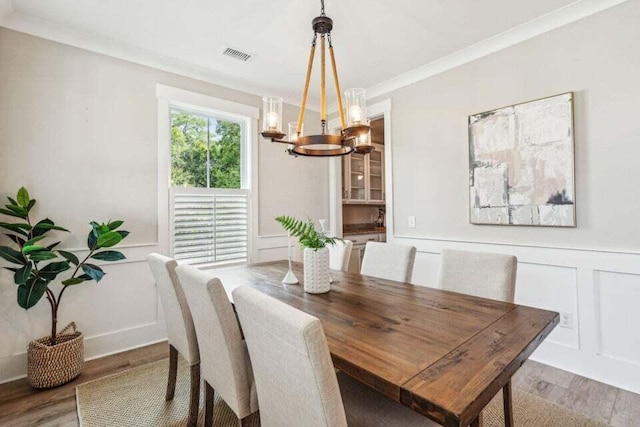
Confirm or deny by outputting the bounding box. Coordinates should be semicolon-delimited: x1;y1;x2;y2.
408;215;416;228
559;311;573;329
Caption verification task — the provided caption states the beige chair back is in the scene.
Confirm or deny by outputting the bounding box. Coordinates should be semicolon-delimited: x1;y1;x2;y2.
233;286;348;427
360;242;416;282
436;249;517;303
329;240;353;271
176;265;257;418
146;253;199;364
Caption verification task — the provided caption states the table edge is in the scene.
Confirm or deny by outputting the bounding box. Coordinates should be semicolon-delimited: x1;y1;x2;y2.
399;308;560;426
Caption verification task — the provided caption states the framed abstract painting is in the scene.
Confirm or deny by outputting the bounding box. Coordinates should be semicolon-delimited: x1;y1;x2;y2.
468;92;576;227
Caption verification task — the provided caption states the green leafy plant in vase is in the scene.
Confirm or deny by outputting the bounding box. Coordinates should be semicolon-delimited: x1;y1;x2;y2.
276;215;340;294
0;187;129;388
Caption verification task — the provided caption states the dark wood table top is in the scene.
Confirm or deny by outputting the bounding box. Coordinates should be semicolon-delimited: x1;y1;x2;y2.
214;260;559;427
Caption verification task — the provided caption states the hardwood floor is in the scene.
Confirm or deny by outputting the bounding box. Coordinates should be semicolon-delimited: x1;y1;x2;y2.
0;342;637;426
0;342;168;427
511;360;638;426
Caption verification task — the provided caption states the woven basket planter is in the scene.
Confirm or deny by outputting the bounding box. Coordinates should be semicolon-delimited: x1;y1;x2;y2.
27;322;84;389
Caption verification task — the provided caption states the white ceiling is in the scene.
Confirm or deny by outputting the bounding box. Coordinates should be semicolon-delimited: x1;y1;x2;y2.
3;0;614;106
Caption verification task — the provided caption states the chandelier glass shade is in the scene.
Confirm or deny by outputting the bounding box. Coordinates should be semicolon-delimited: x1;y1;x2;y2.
261;96;285;139
260;0;372;157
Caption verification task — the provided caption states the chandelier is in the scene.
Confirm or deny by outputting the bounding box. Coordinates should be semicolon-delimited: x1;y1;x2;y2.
260;0;373;157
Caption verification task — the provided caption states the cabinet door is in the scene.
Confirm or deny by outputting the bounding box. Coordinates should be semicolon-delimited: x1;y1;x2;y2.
367;143;385;203
347;152;367;202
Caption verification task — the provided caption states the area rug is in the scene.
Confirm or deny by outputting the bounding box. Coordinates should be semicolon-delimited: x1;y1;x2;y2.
76;358;606;426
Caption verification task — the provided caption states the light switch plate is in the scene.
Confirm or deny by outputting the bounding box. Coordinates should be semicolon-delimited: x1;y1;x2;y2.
408;215;416;228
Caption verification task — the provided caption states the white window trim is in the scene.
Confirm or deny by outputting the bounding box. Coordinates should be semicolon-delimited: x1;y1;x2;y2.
156;84;259;263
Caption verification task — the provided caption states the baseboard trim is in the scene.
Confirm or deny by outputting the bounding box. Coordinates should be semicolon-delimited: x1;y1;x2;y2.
0;321;168;384
531;341;640;394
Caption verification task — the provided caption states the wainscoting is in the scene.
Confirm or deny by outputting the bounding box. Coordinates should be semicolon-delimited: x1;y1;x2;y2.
392;234;640;394
0;235;298;384
254;234;302;264
4;234;638;396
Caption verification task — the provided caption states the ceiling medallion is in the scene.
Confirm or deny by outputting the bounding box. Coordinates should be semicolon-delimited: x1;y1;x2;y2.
260;0;373;157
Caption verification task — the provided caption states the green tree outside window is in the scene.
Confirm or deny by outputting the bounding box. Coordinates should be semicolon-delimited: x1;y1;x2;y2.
170;110;242;189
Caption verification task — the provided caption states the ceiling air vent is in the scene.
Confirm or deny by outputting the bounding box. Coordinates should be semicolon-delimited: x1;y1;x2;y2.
222;47;253;62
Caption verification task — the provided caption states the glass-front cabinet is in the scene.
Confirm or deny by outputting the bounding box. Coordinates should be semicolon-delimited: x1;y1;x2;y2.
342;143;384;204
367;148;384;203
347;152;366;202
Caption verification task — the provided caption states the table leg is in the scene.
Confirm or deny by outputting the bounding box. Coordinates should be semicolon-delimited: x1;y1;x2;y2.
470;413;483;427
503;380;514;427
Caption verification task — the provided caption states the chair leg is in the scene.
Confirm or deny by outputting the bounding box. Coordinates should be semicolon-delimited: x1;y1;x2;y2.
503;380;514;427
204;381;215;427
238;416;251;427
166;345;178;401
187;363;200;427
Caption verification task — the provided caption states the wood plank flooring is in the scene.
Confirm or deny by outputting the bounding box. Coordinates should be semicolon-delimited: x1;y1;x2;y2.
511;360;633;426
0;342;637;426
0;342;168;427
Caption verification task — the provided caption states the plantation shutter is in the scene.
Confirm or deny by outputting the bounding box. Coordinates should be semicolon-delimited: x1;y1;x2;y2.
170;188;250;267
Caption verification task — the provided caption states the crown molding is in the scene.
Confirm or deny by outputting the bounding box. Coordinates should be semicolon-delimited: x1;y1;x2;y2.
0;11;320;112
1;0;626;114
329;0;629;114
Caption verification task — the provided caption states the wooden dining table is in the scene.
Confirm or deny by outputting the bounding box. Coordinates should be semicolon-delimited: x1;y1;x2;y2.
213;260;559;427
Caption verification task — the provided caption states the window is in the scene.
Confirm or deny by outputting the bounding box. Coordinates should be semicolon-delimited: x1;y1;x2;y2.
169;107;250;267
170;109;244;189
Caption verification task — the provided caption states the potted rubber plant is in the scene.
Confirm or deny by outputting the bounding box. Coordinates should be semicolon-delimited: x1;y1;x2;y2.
276;215;340;294
0;187;129;388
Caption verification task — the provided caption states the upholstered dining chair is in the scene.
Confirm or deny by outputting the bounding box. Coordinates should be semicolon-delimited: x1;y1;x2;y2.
329;239;353;271
436;248;518;425
146;254;200;427
436;249;518;303
176;265;258;427
360;242;416;283
233;286;437;427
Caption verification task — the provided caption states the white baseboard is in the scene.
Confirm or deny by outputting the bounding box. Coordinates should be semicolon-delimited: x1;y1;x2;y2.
531;340;640;394
0;321;168;384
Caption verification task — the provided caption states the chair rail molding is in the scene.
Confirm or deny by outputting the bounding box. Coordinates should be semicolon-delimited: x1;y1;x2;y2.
390;234;640;394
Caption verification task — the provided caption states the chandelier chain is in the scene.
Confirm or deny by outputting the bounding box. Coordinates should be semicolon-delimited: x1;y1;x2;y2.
320;0;325;15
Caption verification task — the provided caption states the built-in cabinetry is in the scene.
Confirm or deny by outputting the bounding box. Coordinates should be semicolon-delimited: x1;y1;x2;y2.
342;143;384;204
345;232;387;274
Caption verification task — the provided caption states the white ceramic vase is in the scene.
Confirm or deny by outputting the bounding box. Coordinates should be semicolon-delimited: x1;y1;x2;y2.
303;247;330;294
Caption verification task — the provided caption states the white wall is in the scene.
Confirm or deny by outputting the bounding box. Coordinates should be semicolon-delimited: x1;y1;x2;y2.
375;0;640;393
0;28;328;382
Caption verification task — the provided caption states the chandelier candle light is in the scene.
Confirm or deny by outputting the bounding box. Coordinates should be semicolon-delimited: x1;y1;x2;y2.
261;0;373;157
